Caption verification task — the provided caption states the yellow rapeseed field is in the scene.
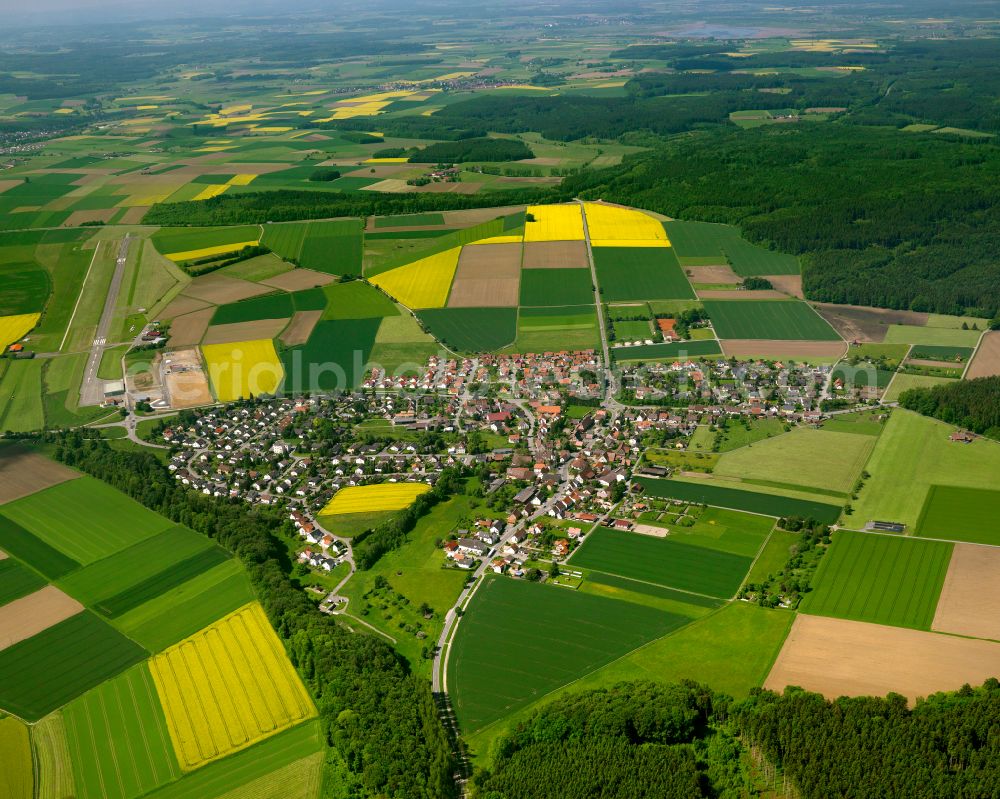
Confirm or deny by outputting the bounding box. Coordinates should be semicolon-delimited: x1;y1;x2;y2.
192;184;229;201
164;241;259;262
370;247;461;308
469;234;523;245
363;157;410;164
150;603;316;771
0;313;41;352
202;339;284;401
583;202;669;242
589;239;669;249
227;174;257;186
524;204;584;242
320;483;431;516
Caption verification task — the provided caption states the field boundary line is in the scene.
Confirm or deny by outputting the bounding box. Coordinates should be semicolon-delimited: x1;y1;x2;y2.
59;241;103;352
837;525;1000;549
578;566;727;602
740;523;780;597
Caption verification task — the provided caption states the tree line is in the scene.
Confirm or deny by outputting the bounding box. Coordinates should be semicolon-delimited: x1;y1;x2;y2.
899;376;1000;440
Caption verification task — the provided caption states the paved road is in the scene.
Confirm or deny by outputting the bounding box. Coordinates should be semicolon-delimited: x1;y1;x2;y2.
79;236;132;408
577;199;616;404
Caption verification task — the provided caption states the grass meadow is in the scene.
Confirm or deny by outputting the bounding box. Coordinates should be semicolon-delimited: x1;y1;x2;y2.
801;530;953;630
0;715;32;799
417;307;517;352
519;268;594;306
593;246;694;301
917;485;1000;545
449;577;690;734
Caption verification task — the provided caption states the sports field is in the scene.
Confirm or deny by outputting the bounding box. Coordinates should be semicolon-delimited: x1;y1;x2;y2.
370;247;461;308
0;312;40;352
713;427;874;495
150;603;316;771
319;482;429;516
524;204;584;241
202;339;283;401
0;476;173;565
593;247;694;301
64;663;180;799
0;611;147;721
801;530;952;630
916;485;1000;545
417;307;517;352
851;410;1000;529
448;577;691;734
704;300;841;340
569;526;753;599
636;477;842;523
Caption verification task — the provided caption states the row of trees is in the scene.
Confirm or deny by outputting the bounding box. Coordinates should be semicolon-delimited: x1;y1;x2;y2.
39;431;458;798
898;375;1000;439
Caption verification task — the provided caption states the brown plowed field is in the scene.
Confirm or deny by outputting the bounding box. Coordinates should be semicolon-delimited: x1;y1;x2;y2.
202;318;289;345
696;289;789;300
260;268;336;291
0;445;80;505
159;294;211;320
522;241;588;269
932;544;1000;641
447;243;522;307
720;340;847;359
813;303;929;342
765;614;1000;703
280;311;322;346
180;273;271;305
766;274;804;298
685;265;741;284
0;587;84;652
966;331;1000;379
168;307;215;347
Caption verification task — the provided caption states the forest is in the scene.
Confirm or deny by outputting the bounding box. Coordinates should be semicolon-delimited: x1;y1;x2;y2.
898;376;1000;439
33;430;458;799
407;138;533;163
565;125;1000;316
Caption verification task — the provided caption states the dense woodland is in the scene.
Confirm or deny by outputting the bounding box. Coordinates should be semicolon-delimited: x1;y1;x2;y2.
407;138;533;163
899;376;1000;439
566;126;1000;316
34;431;457;799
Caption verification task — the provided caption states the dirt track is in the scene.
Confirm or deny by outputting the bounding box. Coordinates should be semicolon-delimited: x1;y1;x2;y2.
966;331;1000;379
932;544;1000;641
766;614;1000;703
0;446;80;505
720;340;847;359
0;587;84;651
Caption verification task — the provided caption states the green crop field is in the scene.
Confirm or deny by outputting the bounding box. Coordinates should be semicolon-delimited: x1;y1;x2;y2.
883;325;983;348
57;525;219;607
449;577;692;734
612;339;722;362
0;261;50;316
322;281;399;320
0;611;147;721
519;268;594;307
917;485;1000;545
151;226;261;256
63;663;180;799
261;223;308;262
463;601;792;763
650;507;776;558
883;373;955;403
374;213;446;227
0;359;44;433
908;344;975;362
114;561;254;652
819;409;886;436
852;410;1000;530
713;427;874;495
593;246;695;301
612;319;653;340
139;720;323;799
511;305;599;352
210;292;294;325
0;715;32;799
0;559;46;606
218;253;293;283
663;220;731;259
31;712;76;799
299;229;363;275
704;300;841;340
0;477;174;566
280;317;381;392
570;526;753;598
417;307;517;352
582;571;724;611
0;516;80;580
801;530;952;630
832;364;895;390
636;477;842;523
664;220;799;275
